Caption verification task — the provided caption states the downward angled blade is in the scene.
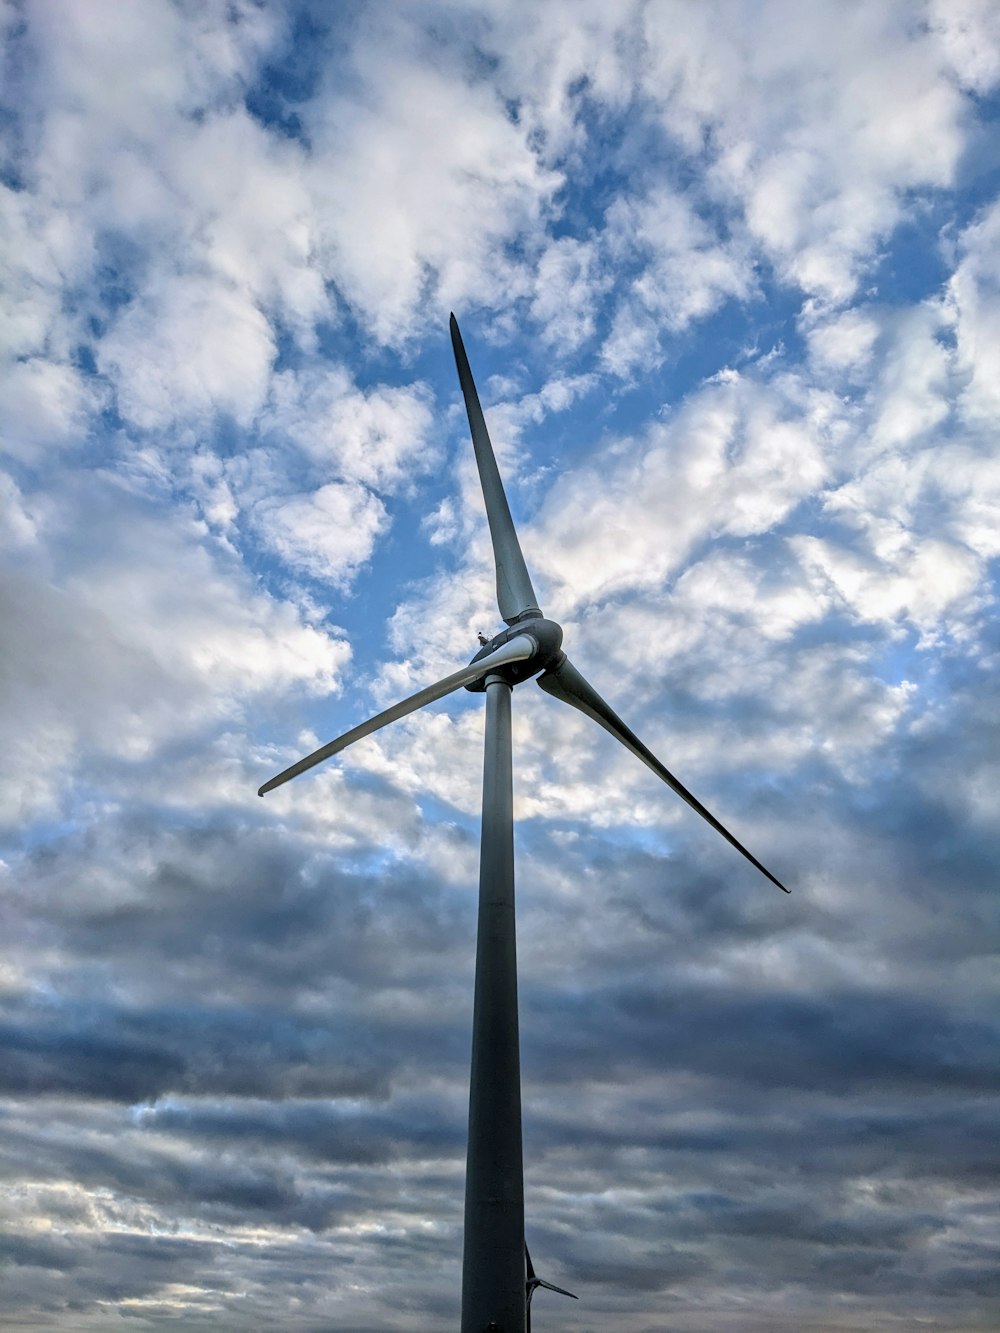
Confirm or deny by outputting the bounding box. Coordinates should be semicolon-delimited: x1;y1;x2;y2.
450;313;542;625
537;657;789;893
258;634;536;796
525;1244;577;1333
532;1277;577;1299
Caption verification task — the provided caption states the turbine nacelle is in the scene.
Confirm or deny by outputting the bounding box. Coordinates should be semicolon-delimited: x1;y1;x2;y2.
465;616;564;691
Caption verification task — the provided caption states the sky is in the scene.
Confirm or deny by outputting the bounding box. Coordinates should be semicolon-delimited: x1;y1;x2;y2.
1;1;999;1329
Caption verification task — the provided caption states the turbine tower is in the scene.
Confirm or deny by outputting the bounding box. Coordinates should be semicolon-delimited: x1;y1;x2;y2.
259;315;788;1332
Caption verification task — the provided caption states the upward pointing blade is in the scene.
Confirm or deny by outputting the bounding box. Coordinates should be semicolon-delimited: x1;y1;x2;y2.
258;634;537;796
537;656;789;893
451;313;542;625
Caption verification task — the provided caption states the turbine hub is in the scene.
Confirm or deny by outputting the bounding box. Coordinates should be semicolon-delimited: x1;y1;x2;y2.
464;616;564;691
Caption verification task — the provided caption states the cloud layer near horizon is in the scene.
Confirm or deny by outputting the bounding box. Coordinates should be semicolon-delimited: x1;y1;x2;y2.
2;2;999;1329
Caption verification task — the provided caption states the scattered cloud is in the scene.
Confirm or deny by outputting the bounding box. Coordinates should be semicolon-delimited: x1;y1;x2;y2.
2;2;999;1328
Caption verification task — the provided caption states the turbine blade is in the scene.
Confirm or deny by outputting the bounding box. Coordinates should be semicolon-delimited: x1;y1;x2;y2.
537;657;790;893
450;313;542;625
525;1244;536;1283
525;1245;577;1303
535;1278;578;1300
259;634;537;796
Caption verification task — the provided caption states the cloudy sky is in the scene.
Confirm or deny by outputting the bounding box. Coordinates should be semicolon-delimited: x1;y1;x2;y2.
2;1;999;1329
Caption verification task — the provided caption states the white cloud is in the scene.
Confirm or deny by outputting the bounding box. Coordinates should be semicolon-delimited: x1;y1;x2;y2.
602;189;755;376
436;0;1000;361
794;532;982;636
805;307;879;378
3;2;327;447
928;0;1000;94
0;481;349;826
0;356;98;461
3;0;287;323
0;472;40;551
867;304;953;453
99;275;276;431
640;0;977;303
0;183;86;362
673;550;826;647
305;16;561;344
532;369;837;610
945;197;1000;426
479;0;639;162
341;705;486;818
263;368;438;494
22;0;279;139
471;371;595;476
530;236;606;351
166;112;328;342
254;481;387;586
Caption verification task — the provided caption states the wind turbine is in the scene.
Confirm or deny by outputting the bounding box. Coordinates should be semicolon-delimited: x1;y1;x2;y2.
259;315;789;1332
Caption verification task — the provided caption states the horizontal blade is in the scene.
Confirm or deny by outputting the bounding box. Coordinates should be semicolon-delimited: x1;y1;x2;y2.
537;657;789;893
450;313;542;625
259;634;536;796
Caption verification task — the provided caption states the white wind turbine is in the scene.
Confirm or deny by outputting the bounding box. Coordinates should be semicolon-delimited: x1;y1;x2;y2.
259;315;788;1332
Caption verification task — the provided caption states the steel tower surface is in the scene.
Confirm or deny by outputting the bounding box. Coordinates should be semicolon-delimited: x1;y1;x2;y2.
462;675;525;1331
